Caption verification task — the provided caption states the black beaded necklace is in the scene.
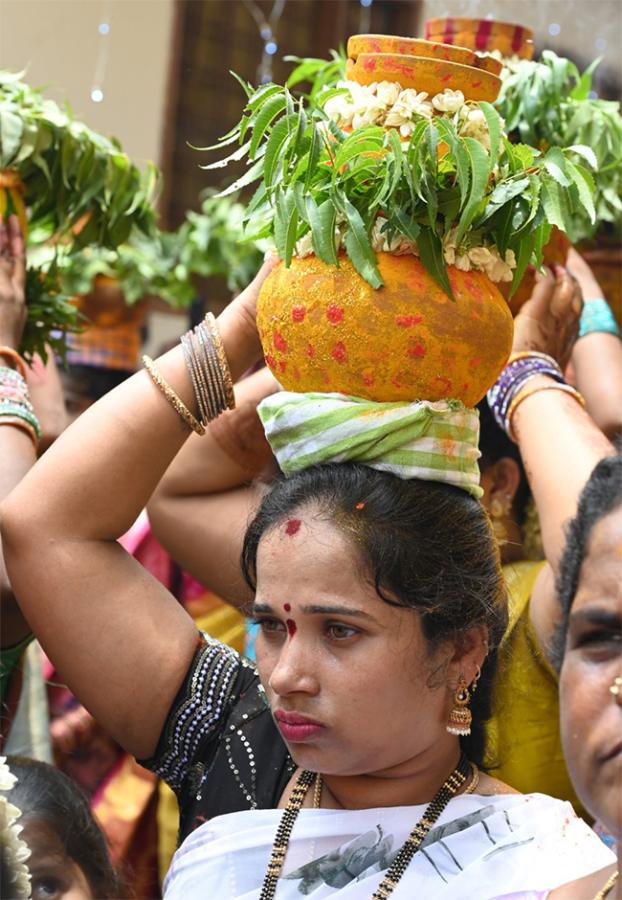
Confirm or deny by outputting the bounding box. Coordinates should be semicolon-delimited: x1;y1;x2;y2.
259;753;472;900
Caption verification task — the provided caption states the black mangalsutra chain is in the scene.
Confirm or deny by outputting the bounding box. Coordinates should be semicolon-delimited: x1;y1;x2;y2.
258;755;471;900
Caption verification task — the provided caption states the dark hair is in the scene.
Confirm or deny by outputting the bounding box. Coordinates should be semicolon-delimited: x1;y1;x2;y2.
241;464;508;767
552;453;622;671
63;364;134;402
5;756;125;898
477;399;530;524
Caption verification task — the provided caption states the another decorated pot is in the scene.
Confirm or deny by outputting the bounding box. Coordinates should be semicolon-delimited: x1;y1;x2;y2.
257;253;513;407
423;17;535;60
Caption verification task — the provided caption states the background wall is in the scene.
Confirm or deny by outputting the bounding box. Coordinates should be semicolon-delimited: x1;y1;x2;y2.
0;0;175;166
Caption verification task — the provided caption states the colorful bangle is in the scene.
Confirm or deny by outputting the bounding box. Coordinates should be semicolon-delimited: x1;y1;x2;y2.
578;298;620;339
0;347;27;379
142;355;205;435
507;382;586;442
0;415;38;449
487;352;565;434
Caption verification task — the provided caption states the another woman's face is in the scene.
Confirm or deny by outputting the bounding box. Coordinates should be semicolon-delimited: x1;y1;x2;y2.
559;506;622;838
20;818;93;900
253;512;454;776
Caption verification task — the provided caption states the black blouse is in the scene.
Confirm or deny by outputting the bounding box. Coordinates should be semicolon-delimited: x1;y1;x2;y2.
140;632;296;843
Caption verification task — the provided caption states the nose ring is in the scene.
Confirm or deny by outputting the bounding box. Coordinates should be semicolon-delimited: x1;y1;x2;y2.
610;676;622;697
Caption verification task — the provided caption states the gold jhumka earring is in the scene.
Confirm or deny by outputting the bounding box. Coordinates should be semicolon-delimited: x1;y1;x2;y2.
447;667;481;736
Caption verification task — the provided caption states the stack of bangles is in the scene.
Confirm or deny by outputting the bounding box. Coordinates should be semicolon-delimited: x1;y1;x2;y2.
0;348;41;450
142;312;235;434
487;351;585;442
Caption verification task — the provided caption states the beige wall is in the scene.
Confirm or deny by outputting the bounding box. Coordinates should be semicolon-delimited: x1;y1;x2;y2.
0;0;175;167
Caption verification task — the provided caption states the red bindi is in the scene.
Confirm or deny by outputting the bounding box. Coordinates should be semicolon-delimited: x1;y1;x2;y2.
285;518;301;536
286;619;297;637
283;603;291;612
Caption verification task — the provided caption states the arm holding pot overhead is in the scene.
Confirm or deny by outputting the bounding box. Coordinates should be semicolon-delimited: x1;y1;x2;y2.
566;246;622;441
148;365;280;609
500;267;614;651
0;259;274;760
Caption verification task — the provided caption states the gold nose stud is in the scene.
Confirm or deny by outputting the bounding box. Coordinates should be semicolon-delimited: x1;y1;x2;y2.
610;677;622;697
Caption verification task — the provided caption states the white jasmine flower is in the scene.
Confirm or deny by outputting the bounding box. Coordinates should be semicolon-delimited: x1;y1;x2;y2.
0;757;17;792
460;107;491;150
373;80;401;108
432;88;465;114
385;89;434;136
370;216;417;255
0;757;32;900
295;231;314;258
455;252;473;271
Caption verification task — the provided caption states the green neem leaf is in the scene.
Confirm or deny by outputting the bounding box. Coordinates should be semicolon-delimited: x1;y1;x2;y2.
392;207;420;244
0;109;23;164
454;137;490;244
229;70;253;99
304;121;321;191
249;94;287;159
307;196;338;266
569;57;600;101
216;157;264;198
246;82;283;110
336;196;381;287
416;226;454;300
199;138;251;169
263;117;293;189
566;160;596;224
478;101;501;169
507;229;536;299
332;128;384;174
567;144;598;169
475;177;530;226
543;147;572;187
540;175;570;231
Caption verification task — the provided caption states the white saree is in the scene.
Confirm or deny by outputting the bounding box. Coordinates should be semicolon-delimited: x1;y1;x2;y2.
163;792;614;899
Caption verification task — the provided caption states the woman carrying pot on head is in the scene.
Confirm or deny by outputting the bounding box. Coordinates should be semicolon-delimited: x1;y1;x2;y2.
0;259;614;898
147;264;615;814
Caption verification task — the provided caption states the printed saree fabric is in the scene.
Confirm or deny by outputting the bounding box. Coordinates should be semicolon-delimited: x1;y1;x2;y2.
161;793;613;899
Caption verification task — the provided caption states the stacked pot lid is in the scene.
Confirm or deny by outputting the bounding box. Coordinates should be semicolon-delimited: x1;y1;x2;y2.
345;34;503;102
424;17;535;60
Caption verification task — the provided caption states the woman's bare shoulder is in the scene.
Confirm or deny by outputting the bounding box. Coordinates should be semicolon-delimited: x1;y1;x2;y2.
475;772;522;796
547;864;617;899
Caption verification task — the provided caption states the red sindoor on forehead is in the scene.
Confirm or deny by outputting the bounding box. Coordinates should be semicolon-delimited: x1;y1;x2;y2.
284;603;291;612
286;618;297;636
285;518;301;536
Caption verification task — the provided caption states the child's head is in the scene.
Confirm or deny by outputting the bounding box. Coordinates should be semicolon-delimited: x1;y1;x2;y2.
6;756;124;899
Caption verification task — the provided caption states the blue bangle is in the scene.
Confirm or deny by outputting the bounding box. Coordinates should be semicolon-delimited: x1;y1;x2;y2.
579;298;620;339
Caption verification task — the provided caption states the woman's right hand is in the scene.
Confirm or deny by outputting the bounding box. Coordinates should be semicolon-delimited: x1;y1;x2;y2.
512;266;583;372
0;215;26;351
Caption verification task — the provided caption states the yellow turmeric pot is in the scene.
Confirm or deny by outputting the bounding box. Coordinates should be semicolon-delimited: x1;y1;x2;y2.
256;252;513;406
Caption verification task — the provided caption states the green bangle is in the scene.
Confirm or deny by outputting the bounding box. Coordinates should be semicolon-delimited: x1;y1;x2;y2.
579;298;620;339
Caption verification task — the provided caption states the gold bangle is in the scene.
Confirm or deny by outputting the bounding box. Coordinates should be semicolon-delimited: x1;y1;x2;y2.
204;313;235;411
142;355;205;435
0;415;38;449
507;382;585;442
508;351;562;372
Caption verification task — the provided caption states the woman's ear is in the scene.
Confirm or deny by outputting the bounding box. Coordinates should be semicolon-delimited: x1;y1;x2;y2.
445;623;489;688
484;456;522;509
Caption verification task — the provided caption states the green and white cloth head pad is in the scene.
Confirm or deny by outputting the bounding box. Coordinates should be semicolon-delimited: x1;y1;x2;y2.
257;391;483;499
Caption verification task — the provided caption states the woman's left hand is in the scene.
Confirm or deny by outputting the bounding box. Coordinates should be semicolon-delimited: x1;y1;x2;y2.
512;266;583;371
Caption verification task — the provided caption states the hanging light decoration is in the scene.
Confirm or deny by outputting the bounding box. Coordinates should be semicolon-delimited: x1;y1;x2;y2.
243;0;287;84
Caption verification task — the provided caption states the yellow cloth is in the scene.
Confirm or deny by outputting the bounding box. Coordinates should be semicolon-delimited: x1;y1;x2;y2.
486;561;585;816
156;596;245;883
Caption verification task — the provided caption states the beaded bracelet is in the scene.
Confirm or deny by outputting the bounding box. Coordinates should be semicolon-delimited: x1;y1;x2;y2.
142;356;206;435
578;298;620;340
487;351;564;434
507;382;586;442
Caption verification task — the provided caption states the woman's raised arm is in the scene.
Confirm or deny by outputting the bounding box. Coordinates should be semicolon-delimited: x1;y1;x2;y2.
0;259;273;760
